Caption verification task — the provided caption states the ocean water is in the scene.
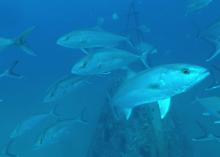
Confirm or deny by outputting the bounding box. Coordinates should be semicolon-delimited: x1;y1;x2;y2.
0;0;220;157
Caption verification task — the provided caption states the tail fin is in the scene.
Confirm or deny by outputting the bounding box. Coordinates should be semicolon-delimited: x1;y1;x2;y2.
2;139;19;157
139;50;150;68
74;107;88;124
49;104;61;119
0;61;23;79
14;26;36;56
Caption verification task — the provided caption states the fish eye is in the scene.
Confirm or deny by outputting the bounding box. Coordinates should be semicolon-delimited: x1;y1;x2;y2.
181;68;190;75
80;62;87;68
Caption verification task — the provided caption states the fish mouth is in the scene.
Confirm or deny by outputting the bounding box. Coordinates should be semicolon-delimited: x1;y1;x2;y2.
198;69;210;82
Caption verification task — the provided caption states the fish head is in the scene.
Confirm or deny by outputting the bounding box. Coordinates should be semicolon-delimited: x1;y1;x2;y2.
71;56;97;75
161;64;210;93
56;31;87;48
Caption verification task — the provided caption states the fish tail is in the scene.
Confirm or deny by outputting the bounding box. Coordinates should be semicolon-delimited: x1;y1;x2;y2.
49;104;61;119
0;60;23;79
139;50;151;68
206;46;220;62
14;26;37;56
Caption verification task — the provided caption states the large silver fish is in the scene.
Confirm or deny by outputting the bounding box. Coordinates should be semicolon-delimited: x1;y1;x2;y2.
71;48;149;75
44;74;90;103
57;28;132;53
0;27;36;56
186;0;213;14
112;64;209;119
199;20;220;61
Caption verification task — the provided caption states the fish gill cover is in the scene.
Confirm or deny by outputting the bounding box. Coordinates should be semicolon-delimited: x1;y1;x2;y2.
0;0;220;157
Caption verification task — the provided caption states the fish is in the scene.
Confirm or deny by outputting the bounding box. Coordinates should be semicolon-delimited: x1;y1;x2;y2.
71;48;149;76
197;96;220;123
0;61;23;79
33;110;87;150
199;20;220;61
0;139;19;157
10;104;60;139
44;74;90;103
56;28;132;53
192;121;220;142
112;64;209;120
186;0;213;15
0;26;36;56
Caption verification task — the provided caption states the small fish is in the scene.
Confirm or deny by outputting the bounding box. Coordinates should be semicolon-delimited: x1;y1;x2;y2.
199;20;220;62
0;26;36;56
57;28;132;53
112;12;119;20
44;74;90;103
137;25;151;33
0;139;19;157
192;121;220;142
33;109;87;150
197;96;220;121
186;0;213;15
10;104;60;139
71;48;149;75
0;61;23;79
112;64;209;120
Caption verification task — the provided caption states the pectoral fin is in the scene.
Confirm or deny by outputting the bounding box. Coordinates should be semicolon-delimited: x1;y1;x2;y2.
123;108;132;120
158;98;171;119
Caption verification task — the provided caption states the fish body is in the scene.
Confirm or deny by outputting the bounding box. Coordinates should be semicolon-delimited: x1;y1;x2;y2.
44;74;89;103
0;27;36;56
112;64;209;119
197;96;220;119
71;48;147;75
57;29;130;51
186;0;213;14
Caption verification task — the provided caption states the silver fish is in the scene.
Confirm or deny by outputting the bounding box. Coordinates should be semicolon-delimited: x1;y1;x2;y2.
10;104;59;138
112;64;209;119
71;48;148;75
44;74;89;103
186;0;213;14
57;28;132;53
0;27;36;56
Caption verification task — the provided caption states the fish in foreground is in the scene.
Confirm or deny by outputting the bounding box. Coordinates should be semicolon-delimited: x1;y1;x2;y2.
199;20;220;62
196;96;220;124
71;48;149;76
186;0;213;15
0;26;36;56
0;61;23;79
10;104;59;139
56;28;132;53
33;110;87;150
112;64;209;120
44;74;90;103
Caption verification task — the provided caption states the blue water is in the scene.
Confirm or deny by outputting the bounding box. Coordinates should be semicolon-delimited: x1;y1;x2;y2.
0;0;220;156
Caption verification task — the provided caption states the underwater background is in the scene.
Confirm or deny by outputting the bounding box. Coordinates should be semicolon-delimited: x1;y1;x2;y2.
1;0;220;157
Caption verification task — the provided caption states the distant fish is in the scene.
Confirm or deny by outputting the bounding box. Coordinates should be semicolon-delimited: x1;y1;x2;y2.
71;48;149;76
56;28;132;54
33;110;87;150
0;26;36;56
112;64;209;120
192;120;220;142
0;139;19;157
0;61;23;79
186;0;213;15
137;25;151;33
199;20;220;61
197;96;220;123
112;12;119;20
44;74;90;103
10;104;60;139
